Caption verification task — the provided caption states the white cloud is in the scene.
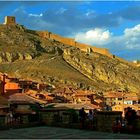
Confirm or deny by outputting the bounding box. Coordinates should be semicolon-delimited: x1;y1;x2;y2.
75;28;112;46
56;8;67;15
73;24;140;60
85;10;95;16
124;24;140;37
120;24;140;49
74;24;140;50
29;13;43;17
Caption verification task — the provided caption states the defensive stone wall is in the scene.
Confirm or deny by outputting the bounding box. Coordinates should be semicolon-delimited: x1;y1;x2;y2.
50;33;76;46
50;33;64;42
37;31;50;39
61;37;76;46
75;42;113;57
75;42;89;52
37;31;113;58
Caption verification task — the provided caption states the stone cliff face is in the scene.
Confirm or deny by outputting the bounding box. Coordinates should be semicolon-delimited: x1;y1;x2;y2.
63;48;140;92
0;24;140;93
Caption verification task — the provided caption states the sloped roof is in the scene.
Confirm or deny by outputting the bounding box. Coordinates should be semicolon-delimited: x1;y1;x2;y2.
45;103;100;110
76;97;90;101
104;91;138;99
104;91;125;98
94;99;103;103
75;90;93;96
8;93;35;103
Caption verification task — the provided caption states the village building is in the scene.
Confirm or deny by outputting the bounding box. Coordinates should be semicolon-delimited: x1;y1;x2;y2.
26;89;54;104
18;79;38;91
0;73;22;94
5;82;22;94
123;92;139;105
74;90;93;104
104;91;140;112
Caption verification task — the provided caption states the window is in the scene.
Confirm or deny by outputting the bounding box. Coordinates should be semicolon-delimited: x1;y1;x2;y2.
118;98;122;100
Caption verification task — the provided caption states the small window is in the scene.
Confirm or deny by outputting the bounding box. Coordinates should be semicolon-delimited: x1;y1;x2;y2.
11;18;14;21
118;98;122;100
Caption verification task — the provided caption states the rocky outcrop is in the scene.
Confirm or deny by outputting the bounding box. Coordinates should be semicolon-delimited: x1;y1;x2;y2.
63;48;140;92
0;52;34;62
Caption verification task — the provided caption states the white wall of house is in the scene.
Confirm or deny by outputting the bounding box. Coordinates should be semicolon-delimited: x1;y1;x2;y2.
124;100;133;105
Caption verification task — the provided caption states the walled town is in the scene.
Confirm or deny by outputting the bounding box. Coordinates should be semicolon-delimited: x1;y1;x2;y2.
0;16;140;134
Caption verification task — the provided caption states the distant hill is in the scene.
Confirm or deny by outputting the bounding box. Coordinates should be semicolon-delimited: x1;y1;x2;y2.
0;23;140;93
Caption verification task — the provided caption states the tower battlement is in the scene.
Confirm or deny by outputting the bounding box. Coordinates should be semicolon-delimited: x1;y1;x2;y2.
3;16;16;25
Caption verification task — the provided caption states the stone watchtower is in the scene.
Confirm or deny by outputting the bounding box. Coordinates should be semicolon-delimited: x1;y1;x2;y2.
3;16;16;25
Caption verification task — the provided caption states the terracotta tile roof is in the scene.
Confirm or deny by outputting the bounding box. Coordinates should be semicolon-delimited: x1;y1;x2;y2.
45;96;54;101
124;93;138;98
53;87;76;95
94;99;103;103
104;91;138;99
8;93;35;103
104;91;124;98
76;97;90;101
26;90;37;94
124;97;138;101
75;90;93;96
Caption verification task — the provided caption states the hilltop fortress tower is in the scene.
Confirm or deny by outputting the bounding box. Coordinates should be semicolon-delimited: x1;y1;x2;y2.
3;16;16;25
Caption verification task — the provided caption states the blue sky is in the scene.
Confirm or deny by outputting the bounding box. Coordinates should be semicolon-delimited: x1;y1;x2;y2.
0;1;140;61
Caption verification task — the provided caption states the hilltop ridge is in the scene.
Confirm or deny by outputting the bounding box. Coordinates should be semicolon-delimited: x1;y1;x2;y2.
0;17;140;93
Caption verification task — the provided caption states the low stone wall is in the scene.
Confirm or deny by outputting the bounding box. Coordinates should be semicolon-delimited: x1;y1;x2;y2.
1;110;140;134
96;111;122;132
40;109;124;132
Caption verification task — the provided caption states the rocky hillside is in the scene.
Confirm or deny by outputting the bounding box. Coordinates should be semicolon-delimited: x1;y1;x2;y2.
0;24;140;93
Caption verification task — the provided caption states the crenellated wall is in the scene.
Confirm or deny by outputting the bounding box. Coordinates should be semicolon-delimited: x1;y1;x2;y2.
37;31;113;58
